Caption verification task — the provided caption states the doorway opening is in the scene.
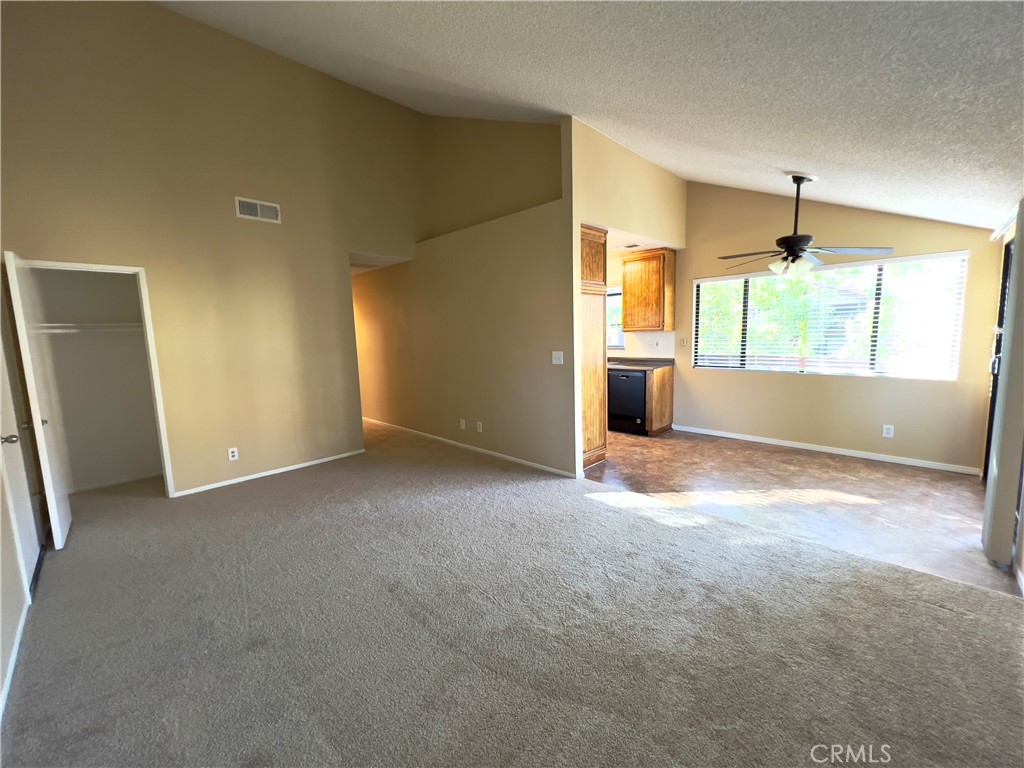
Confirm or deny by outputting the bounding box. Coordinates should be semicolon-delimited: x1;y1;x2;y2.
4;253;174;552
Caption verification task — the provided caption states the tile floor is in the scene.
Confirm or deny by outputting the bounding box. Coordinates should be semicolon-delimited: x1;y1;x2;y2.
586;430;1021;597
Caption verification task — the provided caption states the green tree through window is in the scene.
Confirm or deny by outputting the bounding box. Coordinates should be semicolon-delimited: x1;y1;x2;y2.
693;255;966;380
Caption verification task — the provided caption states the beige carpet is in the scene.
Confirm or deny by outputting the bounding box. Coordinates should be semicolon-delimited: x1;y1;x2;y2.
2;421;1021;767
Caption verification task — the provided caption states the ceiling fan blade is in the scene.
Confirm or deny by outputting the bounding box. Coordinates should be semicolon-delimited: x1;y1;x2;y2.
719;250;784;260
801;252;822;267
727;252;782;270
812;246;895;256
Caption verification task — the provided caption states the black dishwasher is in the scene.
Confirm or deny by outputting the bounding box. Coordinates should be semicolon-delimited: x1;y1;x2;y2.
608;370;646;434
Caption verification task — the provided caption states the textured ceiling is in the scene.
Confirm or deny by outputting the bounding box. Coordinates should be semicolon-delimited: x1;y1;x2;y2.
164;1;1023;230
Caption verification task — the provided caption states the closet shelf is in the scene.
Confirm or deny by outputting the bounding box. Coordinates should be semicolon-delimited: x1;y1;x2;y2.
30;323;143;334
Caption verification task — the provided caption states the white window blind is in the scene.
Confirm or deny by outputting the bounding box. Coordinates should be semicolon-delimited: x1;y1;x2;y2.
693;253;968;380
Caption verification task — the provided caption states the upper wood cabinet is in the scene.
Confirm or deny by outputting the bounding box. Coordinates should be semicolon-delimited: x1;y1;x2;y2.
622;248;675;332
580;224;607;286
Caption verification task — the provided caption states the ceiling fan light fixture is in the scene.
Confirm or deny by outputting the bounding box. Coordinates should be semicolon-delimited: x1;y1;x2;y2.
790;256;815;276
716;173;894;269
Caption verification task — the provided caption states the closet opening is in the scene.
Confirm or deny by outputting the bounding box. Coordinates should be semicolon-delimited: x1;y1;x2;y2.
4;253;173;550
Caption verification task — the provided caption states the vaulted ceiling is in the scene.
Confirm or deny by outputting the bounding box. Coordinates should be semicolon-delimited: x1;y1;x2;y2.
165;1;1023;230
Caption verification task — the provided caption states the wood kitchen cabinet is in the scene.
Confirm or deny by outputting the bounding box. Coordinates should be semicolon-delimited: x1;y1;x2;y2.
580;224;608;469
622;248;675;332
580;224;607;286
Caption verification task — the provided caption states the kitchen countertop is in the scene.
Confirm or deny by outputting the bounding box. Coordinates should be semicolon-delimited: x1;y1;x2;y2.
607;357;674;371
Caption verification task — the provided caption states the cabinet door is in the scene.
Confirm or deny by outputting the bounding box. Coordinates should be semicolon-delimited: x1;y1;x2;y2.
582;289;607;466
622;253;665;331
581;225;607;285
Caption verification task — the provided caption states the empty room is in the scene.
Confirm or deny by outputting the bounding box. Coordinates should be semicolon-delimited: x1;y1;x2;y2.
1;2;1022;767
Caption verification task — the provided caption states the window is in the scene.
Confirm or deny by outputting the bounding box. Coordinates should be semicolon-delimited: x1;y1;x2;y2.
693;252;967;380
607;288;625;348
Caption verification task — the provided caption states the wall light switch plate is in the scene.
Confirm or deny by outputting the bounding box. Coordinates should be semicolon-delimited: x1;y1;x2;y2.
882;425;895;439
552;351;564;365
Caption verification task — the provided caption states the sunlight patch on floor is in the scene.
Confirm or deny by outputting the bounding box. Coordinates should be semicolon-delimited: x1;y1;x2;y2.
585;491;714;527
650;488;880;509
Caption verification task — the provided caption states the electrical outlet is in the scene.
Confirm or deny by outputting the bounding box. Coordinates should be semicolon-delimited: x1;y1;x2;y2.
882;425;895;439
228;447;239;461
476;421;483;433
552;351;564;365
459;418;466;430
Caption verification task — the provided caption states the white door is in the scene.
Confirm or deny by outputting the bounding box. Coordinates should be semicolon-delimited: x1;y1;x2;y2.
1;339;40;591
4;251;74;549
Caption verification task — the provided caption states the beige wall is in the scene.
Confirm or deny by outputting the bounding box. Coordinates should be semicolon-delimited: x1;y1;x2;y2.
570;120;687;248
421;117;562;240
353;200;576;474
677;183;1003;470
1;2;426;491
1;479;29;702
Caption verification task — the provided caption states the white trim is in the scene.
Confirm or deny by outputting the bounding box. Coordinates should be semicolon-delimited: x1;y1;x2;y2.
17;259;140;273
363;417;578;478
671;424;980;475
0;602;29;718
991;207;1018;241
1015;563;1024;596
136;269;176;498
170;450;364;497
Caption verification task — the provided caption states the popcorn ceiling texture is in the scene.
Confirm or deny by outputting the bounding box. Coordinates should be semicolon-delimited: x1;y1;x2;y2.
164;1;1023;229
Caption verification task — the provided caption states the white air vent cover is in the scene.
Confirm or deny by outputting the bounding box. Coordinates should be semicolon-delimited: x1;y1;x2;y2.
235;196;281;223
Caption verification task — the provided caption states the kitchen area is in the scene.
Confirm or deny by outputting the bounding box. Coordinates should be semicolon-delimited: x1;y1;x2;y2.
580;224;678;470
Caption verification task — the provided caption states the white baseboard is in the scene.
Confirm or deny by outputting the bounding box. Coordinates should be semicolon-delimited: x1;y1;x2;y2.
1015;564;1024;595
0;602;29;718
671;425;980;475
362;417;576;478
171;450;365;498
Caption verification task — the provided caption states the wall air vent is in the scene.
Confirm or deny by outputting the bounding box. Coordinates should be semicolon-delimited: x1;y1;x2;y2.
235;196;281;223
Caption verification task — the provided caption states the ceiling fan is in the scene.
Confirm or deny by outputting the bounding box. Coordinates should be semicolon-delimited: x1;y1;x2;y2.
719;173;894;275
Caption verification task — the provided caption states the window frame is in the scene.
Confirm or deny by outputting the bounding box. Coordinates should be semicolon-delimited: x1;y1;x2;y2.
606;287;625;349
691;250;969;381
